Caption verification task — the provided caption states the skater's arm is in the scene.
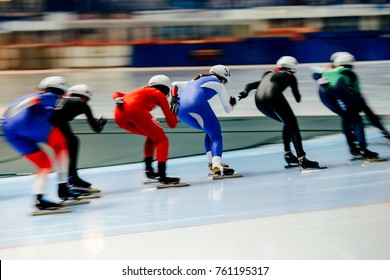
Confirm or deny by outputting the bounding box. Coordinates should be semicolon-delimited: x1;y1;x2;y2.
341;69;360;92
157;94;178;128
238;81;260;100
215;83;234;113
289;75;301;103
80;102;106;133
7;96;40;118
171;81;188;96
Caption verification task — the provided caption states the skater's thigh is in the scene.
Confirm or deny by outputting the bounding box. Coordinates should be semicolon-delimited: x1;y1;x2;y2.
129;112;167;143
5;135;40;156
179;102;218;132
256;98;283;123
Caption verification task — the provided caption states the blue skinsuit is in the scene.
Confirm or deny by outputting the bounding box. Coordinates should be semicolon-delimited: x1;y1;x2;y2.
175;75;233;158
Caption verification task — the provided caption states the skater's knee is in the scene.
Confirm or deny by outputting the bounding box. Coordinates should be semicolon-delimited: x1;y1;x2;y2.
25;150;52;170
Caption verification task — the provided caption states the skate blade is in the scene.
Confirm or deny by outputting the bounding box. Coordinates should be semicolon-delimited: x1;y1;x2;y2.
300;166;328;173
362;158;387;164
61;199;90;206
78;194;101;199
350;156;365;161
143;179;160;185
284;164;299;169
32;208;72;216
157;182;190;189
88;188;101;193
212;173;243;180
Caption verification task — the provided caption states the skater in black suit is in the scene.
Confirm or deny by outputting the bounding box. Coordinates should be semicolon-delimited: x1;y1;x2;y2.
238;56;320;169
50;84;107;193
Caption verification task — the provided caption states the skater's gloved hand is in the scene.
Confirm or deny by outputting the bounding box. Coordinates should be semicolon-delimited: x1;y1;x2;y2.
114;97;124;111
312;72;322;81
97;116;107;132
170;95;179;114
170;85;179;113
295;94;301;103
238;91;248;101
229;96;237;107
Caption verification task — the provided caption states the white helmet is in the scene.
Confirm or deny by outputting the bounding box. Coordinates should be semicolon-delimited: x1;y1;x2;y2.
276;56;298;73
38;76;69;93
330;51;351;62
209;64;231;83
148;75;171;89
333;53;355;67
68;84;93;99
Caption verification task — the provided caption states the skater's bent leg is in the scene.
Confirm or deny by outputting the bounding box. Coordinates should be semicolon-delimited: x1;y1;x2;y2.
144;137;156;159
24;150;52;194
282;126;292;152
67;134;79;178
47;127;69;184
204;134;212;155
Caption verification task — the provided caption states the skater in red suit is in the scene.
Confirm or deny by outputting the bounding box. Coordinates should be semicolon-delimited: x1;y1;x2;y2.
113;75;180;185
1;76;83;212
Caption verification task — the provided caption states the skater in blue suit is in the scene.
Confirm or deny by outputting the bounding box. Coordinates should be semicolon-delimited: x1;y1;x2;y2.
1;76;83;213
172;65;237;176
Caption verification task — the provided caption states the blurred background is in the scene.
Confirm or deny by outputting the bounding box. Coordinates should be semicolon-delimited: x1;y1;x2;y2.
1;0;390;69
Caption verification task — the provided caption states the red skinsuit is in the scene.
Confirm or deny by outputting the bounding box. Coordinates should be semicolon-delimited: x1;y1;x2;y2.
113;87;177;162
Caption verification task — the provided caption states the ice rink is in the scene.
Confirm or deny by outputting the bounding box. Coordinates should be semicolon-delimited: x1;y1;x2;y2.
0;63;390;260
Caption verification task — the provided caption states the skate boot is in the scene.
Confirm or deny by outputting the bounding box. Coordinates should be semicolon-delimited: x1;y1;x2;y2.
350;144;361;157
208;162;229;170
35;194;62;210
298;156;320;169
285;151;299;166
359;149;379;159
58;183;82;201
145;169;159;180
68;176;100;193
157;161;180;185
159;176;181;185
212;166;235;176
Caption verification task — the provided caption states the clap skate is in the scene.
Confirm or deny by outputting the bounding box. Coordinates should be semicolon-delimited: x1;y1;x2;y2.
298;156;327;172
143;170;160;185
209;165;243;180
68;176;101;193
156;176;189;189
58;183;90;206
350;149;386;164
284;151;299;169
208;162;229;170
32;195;72;216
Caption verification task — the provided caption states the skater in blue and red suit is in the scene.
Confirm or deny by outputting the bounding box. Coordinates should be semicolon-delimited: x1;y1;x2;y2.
113;75;180;185
172;65;237;176
238;56;320;169
1;76;82;212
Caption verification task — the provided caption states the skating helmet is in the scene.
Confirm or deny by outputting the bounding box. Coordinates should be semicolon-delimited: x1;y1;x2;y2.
276;56;298;73
38;76;69;94
333;53;355;67
209;65;231;84
148;75;171;88
330;51;351;62
67;84;93;100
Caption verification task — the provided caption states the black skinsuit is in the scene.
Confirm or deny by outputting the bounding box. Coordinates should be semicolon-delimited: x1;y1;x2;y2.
50;97;104;179
244;70;305;157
